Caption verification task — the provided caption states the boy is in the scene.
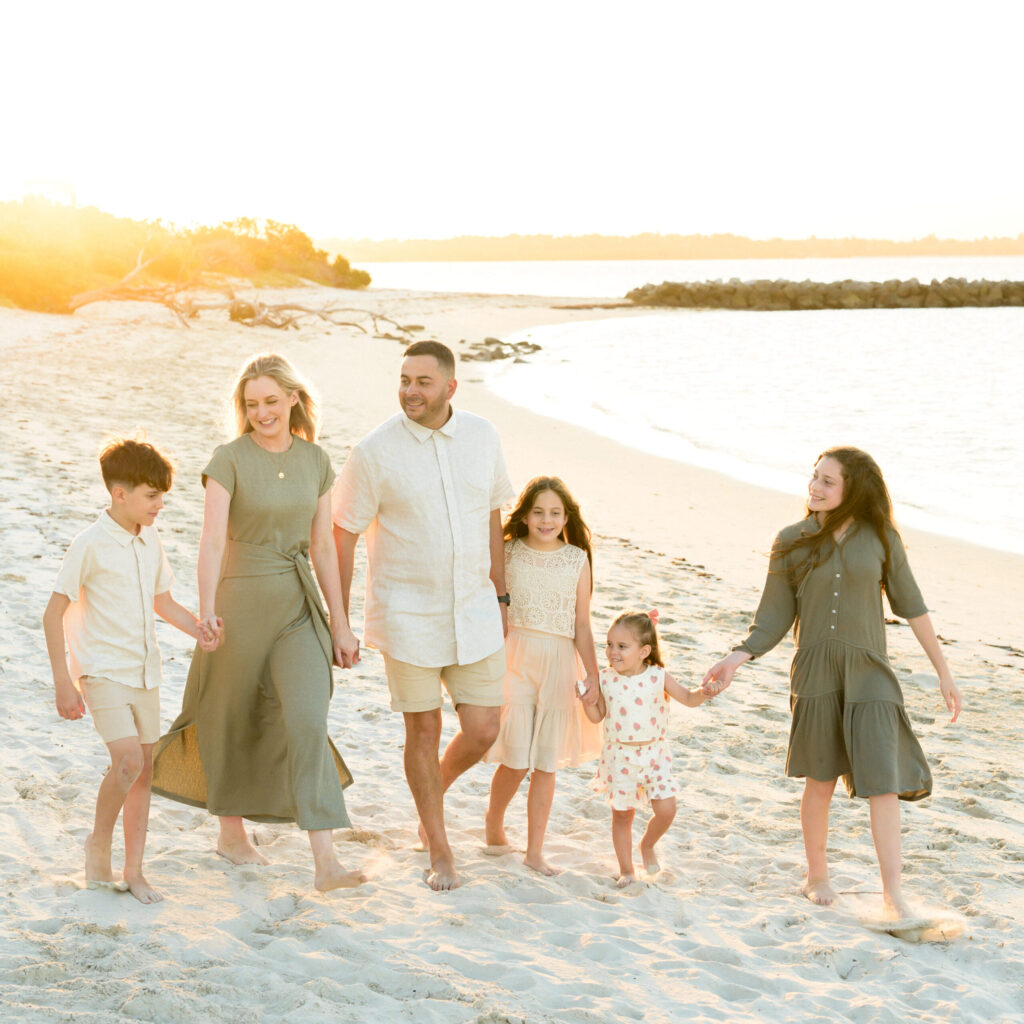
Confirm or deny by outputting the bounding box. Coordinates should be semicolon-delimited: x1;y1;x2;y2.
42;438;216;904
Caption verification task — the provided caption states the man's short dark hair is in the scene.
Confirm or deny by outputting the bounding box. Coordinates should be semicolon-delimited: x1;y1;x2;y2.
99;438;174;492
403;341;456;378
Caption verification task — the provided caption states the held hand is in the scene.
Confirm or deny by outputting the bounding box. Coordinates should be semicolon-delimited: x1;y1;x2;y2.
201;612;225;644
332;620;360;669
577;675;599;706
940;676;962;723
55;679;85;721
196;621;220;653
701;651;750;697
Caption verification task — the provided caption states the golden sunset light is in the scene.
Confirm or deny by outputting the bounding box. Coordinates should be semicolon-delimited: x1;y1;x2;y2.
3;3;1023;1023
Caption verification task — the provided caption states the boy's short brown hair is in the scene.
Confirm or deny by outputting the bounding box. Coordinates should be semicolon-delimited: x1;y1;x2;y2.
99;439;174;492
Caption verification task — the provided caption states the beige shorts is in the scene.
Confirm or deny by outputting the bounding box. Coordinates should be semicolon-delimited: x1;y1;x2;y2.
382;648;506;713
79;676;161;745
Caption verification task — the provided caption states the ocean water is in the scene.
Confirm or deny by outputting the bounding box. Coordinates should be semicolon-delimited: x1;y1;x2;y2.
365;257;1024;554
361;255;1024;299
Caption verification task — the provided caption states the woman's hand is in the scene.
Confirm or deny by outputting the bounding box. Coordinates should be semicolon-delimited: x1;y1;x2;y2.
332;619;360;669
940;674;962;723
200;612;225;644
701;650;751;696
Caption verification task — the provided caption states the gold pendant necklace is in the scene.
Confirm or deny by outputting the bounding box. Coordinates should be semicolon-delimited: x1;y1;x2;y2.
253;433;294;478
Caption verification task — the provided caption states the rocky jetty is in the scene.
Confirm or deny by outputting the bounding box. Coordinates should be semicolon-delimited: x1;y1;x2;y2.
626;277;1024;311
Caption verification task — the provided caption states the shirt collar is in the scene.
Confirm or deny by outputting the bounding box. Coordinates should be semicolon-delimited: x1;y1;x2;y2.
400;407;459;443
99;511;146;546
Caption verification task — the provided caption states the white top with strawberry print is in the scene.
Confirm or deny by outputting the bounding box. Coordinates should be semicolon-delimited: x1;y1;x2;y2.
599;665;669;744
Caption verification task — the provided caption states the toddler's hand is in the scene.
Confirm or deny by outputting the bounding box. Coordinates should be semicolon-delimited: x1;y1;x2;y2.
576;676;599;706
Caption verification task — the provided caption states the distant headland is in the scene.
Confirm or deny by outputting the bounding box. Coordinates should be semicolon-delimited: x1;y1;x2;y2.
322;232;1024;263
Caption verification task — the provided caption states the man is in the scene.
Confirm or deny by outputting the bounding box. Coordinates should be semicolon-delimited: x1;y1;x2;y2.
332;341;514;891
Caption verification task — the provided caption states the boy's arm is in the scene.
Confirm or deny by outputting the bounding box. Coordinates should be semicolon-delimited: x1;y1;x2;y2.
664;671;709;708
154;591;202;639
42;592;85;719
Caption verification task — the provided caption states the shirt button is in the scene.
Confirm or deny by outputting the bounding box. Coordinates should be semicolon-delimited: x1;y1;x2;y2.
835;573;841;578
832;609;837;614
833;592;838;597
830;625;836;630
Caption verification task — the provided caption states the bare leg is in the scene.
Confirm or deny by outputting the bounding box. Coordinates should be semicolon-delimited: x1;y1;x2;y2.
217;816;269;865
612;808;636;887
404;709;459;891
524;770;560;875
800;777;839;905
308;829;366;892
121;743;162;904
869;793;908;917
439;703;501;792
639;797;676;875
485;764;528;847
87;737;144;885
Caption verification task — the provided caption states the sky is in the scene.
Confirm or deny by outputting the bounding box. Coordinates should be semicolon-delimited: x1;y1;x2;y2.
4;0;1022;242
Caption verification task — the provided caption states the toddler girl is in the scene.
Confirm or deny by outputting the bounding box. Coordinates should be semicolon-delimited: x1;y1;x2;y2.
484;476;601;875
586;610;708;886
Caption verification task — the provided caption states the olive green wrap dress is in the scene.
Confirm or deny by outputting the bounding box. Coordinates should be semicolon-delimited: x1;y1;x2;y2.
152;434;353;830
737;516;932;801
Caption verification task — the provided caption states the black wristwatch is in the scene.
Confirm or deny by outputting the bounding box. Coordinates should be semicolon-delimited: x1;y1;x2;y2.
497;593;511;606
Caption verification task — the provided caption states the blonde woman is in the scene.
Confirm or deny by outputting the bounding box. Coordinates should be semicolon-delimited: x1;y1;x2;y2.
153;353;364;891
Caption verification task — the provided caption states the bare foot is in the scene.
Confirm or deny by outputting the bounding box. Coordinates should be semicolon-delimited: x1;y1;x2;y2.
414;821;429;853
882;892;914;920
216;835;270;866
615;872;636;889
314;864;366;892
801;877;839;905
481;844;513;856
84;833;115;883
424;855;461;891
523;854;561;877
639;843;660;876
124;872;164;905
484;815;508;848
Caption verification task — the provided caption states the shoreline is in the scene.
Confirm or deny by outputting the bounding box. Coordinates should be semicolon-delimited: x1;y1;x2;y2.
2;289;1022;1024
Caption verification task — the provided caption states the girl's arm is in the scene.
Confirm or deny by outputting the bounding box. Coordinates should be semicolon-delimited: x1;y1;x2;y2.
311;491;359;668
582;688;606;724
573;559;600;705
197;479;230;640
665;670;709;708
907;613;962;722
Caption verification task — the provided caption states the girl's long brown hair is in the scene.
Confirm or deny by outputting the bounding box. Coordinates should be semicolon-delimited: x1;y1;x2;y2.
776;446;899;589
504;476;593;588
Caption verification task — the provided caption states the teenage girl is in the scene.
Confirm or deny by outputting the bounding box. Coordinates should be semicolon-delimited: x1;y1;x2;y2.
484;476;601;875
586;610;708;887
702;447;961;916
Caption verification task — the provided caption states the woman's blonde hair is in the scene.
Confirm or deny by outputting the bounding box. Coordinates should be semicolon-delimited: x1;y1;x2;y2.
231;353;319;441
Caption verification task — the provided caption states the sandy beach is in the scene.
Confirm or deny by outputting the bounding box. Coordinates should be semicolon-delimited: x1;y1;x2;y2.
1;287;1022;1024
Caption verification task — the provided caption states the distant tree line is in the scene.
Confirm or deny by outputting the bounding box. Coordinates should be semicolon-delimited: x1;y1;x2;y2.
0;199;370;313
327;231;1024;263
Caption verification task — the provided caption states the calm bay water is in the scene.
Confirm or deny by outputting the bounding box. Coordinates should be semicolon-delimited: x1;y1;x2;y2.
367;257;1024;554
362;255;1024;299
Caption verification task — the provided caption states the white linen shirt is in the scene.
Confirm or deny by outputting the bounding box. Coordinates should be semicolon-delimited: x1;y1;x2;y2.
332;409;515;667
53;512;175;689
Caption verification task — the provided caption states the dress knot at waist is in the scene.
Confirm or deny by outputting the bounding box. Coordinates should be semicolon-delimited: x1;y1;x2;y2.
222;541;332;670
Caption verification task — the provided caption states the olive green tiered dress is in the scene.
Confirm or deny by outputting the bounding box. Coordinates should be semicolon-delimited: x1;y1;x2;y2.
152;434;352;829
737;517;931;801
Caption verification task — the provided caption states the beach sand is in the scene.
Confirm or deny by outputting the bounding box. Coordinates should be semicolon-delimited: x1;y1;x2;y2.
1;289;1021;1023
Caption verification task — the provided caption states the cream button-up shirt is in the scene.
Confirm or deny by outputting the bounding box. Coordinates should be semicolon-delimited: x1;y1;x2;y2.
53;512;175;689
332;409;515;667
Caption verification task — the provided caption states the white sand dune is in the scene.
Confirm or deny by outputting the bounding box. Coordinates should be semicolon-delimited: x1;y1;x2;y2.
1;291;1022;1023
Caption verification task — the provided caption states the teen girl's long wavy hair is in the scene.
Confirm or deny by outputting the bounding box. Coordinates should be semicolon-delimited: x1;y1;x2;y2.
503;475;593;588
776;446;900;590
231;353;320;442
